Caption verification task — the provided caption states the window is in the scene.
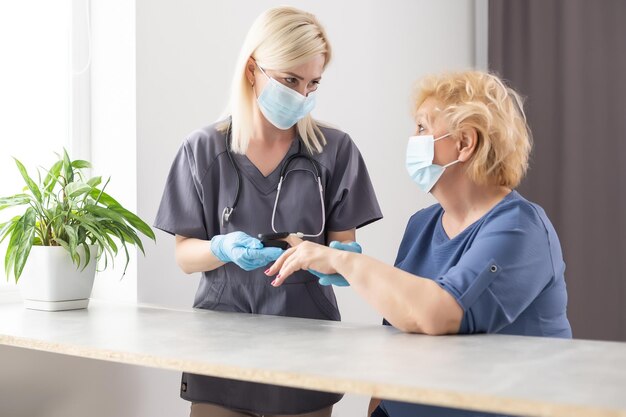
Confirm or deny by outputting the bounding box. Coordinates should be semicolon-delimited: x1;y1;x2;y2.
0;0;90;296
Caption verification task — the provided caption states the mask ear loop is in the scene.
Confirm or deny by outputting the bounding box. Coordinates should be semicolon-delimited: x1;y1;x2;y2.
433;133;460;168
251;61;269;97
433;132;452;142
442;160;460;169
255;61;271;80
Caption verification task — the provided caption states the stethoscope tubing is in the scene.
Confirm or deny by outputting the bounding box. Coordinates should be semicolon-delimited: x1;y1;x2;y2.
221;123;242;228
222;122;326;237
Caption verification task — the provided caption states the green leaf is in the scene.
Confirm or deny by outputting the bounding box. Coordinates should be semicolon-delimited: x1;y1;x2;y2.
62;148;73;184
0;217;20;243
96;217;146;267
110;206;155;240
54;237;71;254
77;226;87;245
80;243;91;271
65;181;92;198
13;158;42;203
65;224;78;256
102;230;119;255
106;227;131;277
88;186;120;207
43;160;63;193
78;221;115;263
84;205;128;225
86;189;155;241
87;176;102;188
12;207;37;280
71;160;92;169
4;217;23;279
117;233;130;277
70;215;115;260
118;224;145;254
0;194;31;211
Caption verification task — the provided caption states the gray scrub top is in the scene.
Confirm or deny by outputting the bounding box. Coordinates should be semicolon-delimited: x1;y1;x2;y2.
154;120;383;414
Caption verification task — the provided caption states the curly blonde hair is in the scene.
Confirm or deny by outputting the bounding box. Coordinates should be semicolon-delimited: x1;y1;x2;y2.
413;71;532;188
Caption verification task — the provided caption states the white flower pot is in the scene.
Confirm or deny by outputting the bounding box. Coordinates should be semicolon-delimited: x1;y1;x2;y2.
18;245;97;311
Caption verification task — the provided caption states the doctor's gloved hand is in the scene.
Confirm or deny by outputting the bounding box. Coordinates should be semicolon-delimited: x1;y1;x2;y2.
210;231;284;271
309;241;362;286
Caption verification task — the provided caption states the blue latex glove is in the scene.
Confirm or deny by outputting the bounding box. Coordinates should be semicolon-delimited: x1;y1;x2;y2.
309;241;362;286
211;231;284;271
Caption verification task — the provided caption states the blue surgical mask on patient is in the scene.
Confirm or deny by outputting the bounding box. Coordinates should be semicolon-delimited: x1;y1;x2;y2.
256;64;316;130
405;133;459;193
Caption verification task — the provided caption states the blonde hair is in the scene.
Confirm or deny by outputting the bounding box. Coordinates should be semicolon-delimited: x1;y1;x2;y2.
219;6;332;154
413;71;532;188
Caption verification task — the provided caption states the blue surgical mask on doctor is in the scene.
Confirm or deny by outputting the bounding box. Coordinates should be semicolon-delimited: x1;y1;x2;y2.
256;64;316;130
405;133;460;193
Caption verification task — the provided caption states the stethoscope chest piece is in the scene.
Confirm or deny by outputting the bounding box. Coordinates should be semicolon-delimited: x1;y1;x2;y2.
221;206;234;229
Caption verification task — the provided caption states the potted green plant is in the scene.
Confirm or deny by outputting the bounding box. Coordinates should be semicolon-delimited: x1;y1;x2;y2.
0;149;155;311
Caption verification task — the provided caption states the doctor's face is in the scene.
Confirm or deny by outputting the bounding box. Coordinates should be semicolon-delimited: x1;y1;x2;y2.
415;97;458;166
251;54;325;97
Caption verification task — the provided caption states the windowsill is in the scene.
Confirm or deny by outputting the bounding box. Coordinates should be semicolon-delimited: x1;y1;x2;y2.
0;288;20;304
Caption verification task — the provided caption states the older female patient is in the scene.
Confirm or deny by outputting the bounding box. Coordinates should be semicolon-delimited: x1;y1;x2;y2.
267;71;572;417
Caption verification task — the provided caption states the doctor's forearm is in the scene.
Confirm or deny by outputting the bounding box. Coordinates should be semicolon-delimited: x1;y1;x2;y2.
326;228;356;245
175;236;225;274
332;252;461;335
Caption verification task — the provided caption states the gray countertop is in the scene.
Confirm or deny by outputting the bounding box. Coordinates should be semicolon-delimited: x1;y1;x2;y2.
0;300;625;417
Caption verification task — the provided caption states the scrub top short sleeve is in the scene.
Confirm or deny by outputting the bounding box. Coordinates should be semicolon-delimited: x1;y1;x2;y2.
154;138;210;240
322;133;382;231
436;204;556;334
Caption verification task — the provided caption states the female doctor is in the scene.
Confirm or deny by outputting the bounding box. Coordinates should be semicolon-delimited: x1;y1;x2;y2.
267;71;572;417
154;6;382;417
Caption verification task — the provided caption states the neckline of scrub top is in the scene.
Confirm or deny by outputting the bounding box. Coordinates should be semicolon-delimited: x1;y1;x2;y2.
435;190;518;243
231;137;301;195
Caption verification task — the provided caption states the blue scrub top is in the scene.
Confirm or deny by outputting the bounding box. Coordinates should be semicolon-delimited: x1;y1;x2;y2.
379;190;571;417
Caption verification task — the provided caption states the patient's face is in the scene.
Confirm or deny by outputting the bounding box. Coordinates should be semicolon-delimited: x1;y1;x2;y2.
415;97;457;166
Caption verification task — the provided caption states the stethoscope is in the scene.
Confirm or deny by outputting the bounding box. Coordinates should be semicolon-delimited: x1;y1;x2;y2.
221;123;326;237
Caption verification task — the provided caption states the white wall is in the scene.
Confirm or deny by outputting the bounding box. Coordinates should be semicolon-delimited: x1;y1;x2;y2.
90;0;138;303
0;344;183;417
1;2;482;417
